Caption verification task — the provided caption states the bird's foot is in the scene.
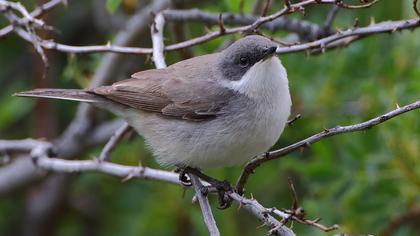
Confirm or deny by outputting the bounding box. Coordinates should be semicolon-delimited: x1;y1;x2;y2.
183;167;233;209
175;167;192;187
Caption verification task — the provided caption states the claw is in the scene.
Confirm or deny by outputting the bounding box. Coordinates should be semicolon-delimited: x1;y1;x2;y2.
182;166;234;209
176;168;192;186
211;179;233;210
217;191;232;209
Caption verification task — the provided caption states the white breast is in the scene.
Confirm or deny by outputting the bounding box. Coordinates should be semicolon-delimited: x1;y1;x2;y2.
209;56;291;167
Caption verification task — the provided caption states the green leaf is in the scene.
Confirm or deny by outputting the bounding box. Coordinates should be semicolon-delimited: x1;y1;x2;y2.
106;0;122;14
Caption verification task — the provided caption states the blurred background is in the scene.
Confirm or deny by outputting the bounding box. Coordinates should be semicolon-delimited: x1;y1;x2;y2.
0;0;419;235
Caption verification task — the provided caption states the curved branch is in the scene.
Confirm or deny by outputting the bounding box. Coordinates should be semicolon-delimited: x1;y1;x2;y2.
236;100;420;194
414;0;420;18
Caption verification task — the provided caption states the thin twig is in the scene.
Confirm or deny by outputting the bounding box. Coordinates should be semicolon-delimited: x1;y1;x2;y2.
323;5;339;29
414;0;420;18
287;114;301;126
0;0;64;39
380;205;420;236
333;0;379;10
190;175;221;236
98;122;131;162
261;0;270;17
236;100;420;195
0;3;49;72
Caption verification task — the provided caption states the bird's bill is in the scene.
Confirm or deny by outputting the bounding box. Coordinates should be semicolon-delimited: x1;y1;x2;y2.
262;46;278;60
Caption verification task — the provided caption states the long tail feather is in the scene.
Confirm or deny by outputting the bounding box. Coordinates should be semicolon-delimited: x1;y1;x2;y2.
14;89;104;103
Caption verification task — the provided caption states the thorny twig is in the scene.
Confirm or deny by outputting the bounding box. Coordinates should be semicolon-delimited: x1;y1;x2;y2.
236;100;420;195
0;0;51;76
269;178;339;233
0;0;64;39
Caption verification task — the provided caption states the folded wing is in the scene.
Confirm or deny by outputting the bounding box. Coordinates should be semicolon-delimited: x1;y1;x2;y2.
92;67;235;121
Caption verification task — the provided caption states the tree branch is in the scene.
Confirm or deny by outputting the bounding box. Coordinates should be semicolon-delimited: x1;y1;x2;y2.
190;175;221;236
0;0;64;39
28;154;296;235
1;0;399;56
275;19;420;55
162;8;327;41
229;192;296;236
236;100;420;194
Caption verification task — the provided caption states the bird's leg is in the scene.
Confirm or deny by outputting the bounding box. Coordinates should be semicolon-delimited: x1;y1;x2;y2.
183;167;233;209
174;167;192;186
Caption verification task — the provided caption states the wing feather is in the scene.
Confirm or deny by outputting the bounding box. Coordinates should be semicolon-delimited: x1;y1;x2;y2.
92;55;235;121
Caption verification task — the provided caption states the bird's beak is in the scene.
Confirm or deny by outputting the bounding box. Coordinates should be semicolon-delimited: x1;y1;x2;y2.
262;46;278;60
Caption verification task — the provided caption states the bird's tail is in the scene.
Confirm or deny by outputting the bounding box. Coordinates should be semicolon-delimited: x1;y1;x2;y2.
14;89;106;103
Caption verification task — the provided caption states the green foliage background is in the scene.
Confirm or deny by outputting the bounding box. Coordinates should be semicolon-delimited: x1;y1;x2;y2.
0;0;419;235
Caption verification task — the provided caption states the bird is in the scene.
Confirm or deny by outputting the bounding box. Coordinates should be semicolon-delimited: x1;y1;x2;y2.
15;35;292;171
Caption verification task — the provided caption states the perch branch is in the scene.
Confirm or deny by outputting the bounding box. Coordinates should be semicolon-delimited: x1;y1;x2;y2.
190;175;221;236
236;100;420;194
27;153;296;235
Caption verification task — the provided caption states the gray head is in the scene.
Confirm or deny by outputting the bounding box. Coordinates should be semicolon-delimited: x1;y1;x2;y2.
217;35;278;81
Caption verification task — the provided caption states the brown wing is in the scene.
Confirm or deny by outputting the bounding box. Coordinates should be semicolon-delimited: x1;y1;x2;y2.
92;55;235;121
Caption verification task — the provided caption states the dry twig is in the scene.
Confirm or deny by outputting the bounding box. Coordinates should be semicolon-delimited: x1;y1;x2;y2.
98;122;132;162
414;0;420;17
190;175;221;236
236;100;420;194
0;0;64;39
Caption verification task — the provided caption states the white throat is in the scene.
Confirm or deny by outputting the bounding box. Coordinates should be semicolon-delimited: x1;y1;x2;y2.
222;56;290;100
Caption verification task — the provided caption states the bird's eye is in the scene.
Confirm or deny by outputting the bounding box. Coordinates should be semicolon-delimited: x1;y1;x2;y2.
239;57;249;67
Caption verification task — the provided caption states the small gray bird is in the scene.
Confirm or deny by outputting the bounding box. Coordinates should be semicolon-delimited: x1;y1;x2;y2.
15;35;291;170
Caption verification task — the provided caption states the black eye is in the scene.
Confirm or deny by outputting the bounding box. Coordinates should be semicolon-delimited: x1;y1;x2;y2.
239;57;249;67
